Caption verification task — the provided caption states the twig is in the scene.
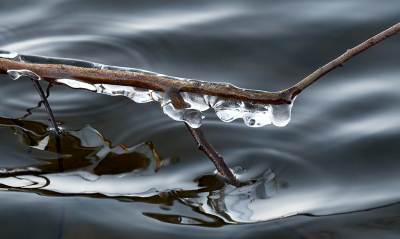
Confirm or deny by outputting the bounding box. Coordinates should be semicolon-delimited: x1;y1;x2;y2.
168;90;240;186
185;123;240;187
31;77;63;135
293;22;400;95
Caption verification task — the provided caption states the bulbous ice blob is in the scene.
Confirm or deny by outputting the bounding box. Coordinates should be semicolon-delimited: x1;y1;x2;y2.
162;102;204;128
271;103;293;127
242;104;272;127
181;92;210;111
243;112;272;127
162;103;183;121
182;109;205;128
213;99;243;122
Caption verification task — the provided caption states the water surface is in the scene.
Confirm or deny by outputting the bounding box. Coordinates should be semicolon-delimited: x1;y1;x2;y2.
0;1;400;238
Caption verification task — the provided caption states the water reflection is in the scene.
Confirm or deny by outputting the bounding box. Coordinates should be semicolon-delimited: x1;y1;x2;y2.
0;117;175;180
0;114;279;224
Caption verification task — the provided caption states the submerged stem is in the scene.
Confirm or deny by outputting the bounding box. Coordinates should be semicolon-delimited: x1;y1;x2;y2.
185;123;240;187
31;78;63;135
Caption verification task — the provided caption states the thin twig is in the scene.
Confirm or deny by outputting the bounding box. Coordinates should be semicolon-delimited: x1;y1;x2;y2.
185;123;240;186
293;22;400;96
30;77;63;135
168;91;240;186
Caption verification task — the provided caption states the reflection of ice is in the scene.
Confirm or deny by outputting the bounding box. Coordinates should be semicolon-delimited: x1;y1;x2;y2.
0;118;177;182
176;169;277;223
0;116;282;224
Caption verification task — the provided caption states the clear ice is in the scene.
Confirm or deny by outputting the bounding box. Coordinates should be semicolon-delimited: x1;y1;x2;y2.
1;50;295;128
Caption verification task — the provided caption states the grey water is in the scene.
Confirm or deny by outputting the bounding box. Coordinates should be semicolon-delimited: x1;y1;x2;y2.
0;0;400;238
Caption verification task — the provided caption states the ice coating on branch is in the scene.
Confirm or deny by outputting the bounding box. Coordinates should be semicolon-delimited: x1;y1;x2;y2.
0;50;18;59
181;92;210;111
94;84;153;103
1;50;295;128
56;79;97;91
206;96;294;127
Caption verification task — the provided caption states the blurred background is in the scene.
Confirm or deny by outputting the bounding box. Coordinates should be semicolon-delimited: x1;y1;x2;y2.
0;0;399;238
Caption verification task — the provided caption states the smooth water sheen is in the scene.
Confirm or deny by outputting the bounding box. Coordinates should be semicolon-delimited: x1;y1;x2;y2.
0;1;400;238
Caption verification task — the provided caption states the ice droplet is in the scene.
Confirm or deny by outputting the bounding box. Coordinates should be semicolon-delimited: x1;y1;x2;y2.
7;70;21;80
213;99;243;122
162;103;183;121
7;69;40;81
162;102;204;128
242;104;272;127
182;109;205;128
271;101;294;127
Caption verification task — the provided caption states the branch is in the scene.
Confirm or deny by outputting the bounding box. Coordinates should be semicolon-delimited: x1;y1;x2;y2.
0;52;297;105
1;23;398;106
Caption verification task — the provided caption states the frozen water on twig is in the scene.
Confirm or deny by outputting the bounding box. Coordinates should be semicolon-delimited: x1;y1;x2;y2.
1;50;295;128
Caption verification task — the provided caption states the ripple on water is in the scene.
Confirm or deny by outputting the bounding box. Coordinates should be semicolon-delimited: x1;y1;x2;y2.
0;1;400;235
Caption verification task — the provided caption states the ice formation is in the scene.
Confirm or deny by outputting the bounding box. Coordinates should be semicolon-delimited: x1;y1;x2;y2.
1;50;294;128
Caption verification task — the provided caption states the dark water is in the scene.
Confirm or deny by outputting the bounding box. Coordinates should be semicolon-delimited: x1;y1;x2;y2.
0;1;400;238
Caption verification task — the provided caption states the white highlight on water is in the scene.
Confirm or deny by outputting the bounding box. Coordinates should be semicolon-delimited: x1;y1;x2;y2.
1;50;295;128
